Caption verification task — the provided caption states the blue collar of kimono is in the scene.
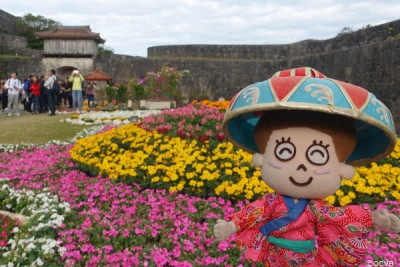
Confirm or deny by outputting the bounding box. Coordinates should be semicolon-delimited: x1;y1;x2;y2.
259;195;310;236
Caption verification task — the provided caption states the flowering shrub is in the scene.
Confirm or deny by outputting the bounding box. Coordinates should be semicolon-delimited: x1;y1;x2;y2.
0;214;18;248
129;65;189;101
192;99;230;110
0;182;70;266
105;85;117;103
0;143;399;265
70;124;269;201
361;200;400;265
0;146;262;266
62;110;161;126
140;104;225;142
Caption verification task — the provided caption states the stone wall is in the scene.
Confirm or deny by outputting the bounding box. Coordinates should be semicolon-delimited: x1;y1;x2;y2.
148;20;400;60
0;57;42;79
0;33;42;57
0;9;19;35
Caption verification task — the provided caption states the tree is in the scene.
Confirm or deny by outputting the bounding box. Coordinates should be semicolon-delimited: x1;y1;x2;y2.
337;27;354;37
16;13;61;50
99;45;114;55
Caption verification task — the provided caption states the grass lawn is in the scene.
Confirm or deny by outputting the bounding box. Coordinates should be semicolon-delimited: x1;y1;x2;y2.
0;112;88;144
0;54;31;59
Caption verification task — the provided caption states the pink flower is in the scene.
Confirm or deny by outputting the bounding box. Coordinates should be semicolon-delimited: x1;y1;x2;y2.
104;245;113;254
134;228;145;235
122;228;130;237
151;229;157;238
82;217;92;230
172;245;181;258
217;241;229;252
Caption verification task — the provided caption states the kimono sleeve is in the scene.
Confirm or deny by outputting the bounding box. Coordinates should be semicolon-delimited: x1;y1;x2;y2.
231;194;278;232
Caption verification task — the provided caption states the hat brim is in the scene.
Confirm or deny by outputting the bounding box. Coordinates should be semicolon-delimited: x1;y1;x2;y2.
223;101;397;166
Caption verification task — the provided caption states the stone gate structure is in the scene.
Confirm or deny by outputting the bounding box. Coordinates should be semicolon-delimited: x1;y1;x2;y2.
34;25;105;78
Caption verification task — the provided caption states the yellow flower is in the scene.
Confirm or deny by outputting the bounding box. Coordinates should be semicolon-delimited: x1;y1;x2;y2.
325;195;336;205
335;190;344;197
70;123;400;205
339;196;352;206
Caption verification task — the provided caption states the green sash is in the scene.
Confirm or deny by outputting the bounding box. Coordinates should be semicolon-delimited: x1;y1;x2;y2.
267;235;315;253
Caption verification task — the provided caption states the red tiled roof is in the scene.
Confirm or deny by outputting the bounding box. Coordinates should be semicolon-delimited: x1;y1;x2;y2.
85;70;112;81
35;26;105;43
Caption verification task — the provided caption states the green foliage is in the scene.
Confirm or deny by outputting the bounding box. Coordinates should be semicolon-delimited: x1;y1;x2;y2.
337;26;354;37
98;45;114;55
128;78;145;101
105;85;117;103
116;84;128;103
130;65;189;104
16;13;61;50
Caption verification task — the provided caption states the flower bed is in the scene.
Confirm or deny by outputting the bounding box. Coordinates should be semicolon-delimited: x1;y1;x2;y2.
70;124;269;201
0;145;399;266
0;182;70;266
0;146;259;266
71;109;400;205
140;104;225;142
192;99;230;110
61;110;161;126
0;213;18;248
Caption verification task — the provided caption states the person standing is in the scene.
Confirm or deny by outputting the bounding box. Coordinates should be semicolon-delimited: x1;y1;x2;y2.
30;76;41;114
22;75;33;112
39;75;47;113
86;81;96;108
60;78;71;110
68;69;85;113
5;72;22;116
1;78;7;112
43;69;57;116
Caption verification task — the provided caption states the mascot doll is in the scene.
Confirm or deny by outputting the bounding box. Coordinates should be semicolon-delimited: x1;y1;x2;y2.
213;67;400;266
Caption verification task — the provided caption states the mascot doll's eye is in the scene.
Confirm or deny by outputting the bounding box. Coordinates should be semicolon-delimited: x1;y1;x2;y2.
306;141;330;165
274;138;296;161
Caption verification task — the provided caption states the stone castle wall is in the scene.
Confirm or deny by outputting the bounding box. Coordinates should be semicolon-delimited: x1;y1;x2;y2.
134;20;400;127
0;9;19;35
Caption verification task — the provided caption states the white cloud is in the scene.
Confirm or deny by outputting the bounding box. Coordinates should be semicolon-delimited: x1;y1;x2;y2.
3;0;400;56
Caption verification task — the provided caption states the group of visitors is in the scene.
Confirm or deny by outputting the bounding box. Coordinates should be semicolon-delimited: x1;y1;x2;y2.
0;69;97;116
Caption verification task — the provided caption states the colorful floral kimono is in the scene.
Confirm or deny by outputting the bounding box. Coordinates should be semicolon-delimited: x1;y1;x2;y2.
231;193;372;266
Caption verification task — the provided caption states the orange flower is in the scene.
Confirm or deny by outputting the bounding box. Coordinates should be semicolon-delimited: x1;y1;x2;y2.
194;100;230;110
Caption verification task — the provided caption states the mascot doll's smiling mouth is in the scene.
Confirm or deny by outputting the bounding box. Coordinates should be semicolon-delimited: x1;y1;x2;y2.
289;176;313;186
289;163;313;186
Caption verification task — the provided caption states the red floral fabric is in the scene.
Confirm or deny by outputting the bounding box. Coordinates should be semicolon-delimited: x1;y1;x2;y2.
231;193;372;266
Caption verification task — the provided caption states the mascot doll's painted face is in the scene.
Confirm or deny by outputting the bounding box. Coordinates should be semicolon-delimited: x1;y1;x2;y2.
252;110;357;200
213;67;400;267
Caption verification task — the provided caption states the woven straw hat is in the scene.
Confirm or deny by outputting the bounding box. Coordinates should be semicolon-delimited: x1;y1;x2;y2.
223;67;396;165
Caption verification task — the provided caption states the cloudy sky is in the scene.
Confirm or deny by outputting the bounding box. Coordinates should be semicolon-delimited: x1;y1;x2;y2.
3;0;400;57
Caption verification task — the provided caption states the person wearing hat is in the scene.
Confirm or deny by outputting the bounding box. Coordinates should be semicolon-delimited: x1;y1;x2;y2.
213;67;400;266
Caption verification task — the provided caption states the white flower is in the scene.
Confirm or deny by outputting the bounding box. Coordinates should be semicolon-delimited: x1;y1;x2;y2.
26;242;36;251
8;263;14;267
12;227;19;233
36;258;44;266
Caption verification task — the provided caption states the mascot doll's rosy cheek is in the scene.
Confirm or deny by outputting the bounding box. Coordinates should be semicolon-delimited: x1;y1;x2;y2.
213;67;400;267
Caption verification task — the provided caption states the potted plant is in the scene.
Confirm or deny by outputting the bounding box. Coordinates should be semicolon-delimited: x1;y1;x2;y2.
129;65;188;110
105;85;116;110
95;86;107;108
128;78;146;109
116;85;128;110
